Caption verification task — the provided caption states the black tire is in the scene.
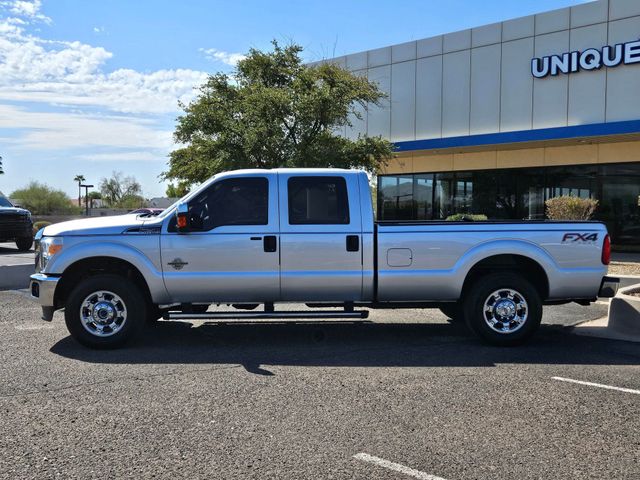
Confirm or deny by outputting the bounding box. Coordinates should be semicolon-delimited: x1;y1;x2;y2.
146;305;163;324
463;272;542;346
16;237;33;251
439;304;464;322
65;274;147;349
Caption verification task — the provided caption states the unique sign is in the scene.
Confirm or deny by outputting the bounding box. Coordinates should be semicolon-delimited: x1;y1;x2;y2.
532;39;640;78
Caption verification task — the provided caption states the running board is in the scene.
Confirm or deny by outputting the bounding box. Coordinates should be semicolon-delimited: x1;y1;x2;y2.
164;310;369;320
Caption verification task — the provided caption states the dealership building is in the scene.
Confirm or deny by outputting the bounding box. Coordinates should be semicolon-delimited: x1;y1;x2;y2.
326;0;640;248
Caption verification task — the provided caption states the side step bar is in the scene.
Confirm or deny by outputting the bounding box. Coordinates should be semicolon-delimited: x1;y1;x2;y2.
164;310;369;320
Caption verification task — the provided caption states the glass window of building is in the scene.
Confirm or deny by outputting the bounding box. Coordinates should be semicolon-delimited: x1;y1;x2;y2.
378;162;640;247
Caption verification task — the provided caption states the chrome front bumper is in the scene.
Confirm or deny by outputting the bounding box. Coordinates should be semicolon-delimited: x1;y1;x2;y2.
30;273;60;321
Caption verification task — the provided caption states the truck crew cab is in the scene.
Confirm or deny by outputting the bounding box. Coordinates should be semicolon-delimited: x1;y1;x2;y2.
30;169;617;348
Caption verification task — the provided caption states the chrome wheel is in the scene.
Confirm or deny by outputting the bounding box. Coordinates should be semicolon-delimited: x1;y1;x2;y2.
483;288;528;334
79;290;128;337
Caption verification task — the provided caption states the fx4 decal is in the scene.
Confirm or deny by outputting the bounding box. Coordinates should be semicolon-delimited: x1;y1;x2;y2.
562;232;598;243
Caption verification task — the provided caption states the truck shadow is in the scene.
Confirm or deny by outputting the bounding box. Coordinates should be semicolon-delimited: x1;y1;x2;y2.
49;320;640;372
0;245;32;254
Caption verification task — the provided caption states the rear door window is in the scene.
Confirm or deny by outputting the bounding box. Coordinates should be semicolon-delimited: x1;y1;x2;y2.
287;176;349;225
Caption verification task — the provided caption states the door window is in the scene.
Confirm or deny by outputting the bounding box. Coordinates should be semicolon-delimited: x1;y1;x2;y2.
287;176;349;225
187;177;268;231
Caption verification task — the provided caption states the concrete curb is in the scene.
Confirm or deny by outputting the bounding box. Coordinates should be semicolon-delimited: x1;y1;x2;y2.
608;284;640;338
0;263;34;290
572;282;640;343
616;275;640;289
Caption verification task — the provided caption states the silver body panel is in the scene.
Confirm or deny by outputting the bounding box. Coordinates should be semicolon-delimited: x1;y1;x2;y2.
277;170;364;301
376;223;607;301
30;168;608;311
160;171;280;303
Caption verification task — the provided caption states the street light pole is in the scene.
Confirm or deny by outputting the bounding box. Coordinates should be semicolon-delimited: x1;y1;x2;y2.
79;184;94;216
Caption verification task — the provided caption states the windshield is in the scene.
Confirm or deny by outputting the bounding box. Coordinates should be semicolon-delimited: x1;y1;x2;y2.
0;196;13;207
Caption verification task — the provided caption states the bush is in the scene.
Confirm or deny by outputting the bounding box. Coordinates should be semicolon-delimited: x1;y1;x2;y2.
545;196;598;220
10;182;79;215
33;221;52;235
445;213;488;222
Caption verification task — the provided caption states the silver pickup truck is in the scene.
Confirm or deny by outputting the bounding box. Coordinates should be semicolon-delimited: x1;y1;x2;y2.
30;168;618;349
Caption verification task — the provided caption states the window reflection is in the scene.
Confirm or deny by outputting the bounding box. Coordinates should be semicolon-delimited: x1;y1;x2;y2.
377;162;640;247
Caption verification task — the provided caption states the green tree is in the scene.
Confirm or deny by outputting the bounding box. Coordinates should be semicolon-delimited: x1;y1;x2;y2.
87;191;102;208
11;182;78;215
73;174;85;207
165;182;190;198
99;171;143;207
164;41;393;185
119;194;145;209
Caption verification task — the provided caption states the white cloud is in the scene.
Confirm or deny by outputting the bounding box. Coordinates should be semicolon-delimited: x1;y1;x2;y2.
0;104;173;151
199;47;245;66
1;0;50;24
0;0;216;196
93;26;105;34
0;11;209;114
80;151;162;163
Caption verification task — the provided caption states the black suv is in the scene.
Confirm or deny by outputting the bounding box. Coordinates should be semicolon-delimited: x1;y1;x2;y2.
0;194;33;251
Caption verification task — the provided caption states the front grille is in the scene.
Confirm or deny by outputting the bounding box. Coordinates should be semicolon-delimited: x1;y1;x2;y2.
2;220;30;228
0;213;32;237
0;213;29;224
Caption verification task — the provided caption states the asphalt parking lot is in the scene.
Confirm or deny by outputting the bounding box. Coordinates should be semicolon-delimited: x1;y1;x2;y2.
1;290;638;479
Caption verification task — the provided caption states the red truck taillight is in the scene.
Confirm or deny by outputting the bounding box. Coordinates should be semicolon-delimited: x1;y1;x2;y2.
602;234;611;265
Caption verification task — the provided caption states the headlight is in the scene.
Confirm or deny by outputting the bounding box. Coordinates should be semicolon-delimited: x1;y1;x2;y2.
39;237;63;271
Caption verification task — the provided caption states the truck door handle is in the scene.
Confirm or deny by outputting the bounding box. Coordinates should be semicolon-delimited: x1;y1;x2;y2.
263;235;277;252
346;235;359;252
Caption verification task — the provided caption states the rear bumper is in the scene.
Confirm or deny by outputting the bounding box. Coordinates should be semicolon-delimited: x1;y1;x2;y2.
598;276;619;298
29;273;60;321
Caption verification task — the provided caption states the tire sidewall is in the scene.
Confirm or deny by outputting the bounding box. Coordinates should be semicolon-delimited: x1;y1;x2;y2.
65;274;146;349
439;304;464;322
464;272;542;346
16;237;33;251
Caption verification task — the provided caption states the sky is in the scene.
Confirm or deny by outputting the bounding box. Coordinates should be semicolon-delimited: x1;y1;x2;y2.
0;0;590;199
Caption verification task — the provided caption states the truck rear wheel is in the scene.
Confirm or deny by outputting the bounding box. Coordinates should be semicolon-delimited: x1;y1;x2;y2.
464;272;542;346
16;237;33;251
64;274;147;349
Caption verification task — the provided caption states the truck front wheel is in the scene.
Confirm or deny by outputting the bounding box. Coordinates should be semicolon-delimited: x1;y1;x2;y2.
464;272;542;346
64;274;147;349
16;237;33;251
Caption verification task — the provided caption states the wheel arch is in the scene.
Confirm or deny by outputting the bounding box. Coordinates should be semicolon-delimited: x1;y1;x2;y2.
54;256;152;309
461;254;550;301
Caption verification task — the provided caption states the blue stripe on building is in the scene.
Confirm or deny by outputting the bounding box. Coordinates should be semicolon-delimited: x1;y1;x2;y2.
394;119;640;152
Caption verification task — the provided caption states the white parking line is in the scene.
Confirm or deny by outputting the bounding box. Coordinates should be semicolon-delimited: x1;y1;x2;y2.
552;376;640;395
353;453;448;480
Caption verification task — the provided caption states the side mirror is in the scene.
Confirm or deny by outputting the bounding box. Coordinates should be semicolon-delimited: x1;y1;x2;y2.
176;202;190;233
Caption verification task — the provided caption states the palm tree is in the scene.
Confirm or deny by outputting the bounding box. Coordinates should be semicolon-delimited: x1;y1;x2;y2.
73;174;85;207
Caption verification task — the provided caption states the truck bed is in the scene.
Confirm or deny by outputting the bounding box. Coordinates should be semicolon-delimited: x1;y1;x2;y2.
374;220;608;302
